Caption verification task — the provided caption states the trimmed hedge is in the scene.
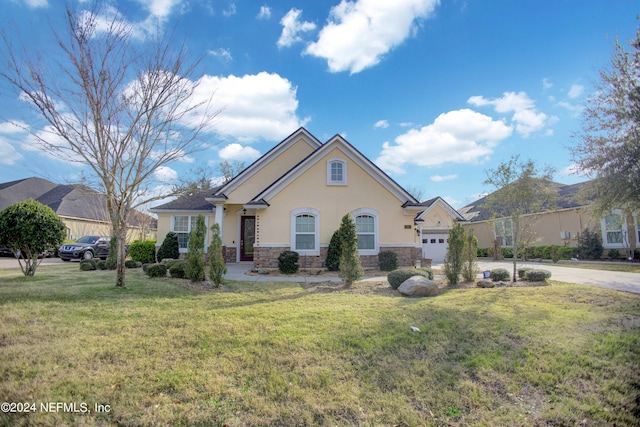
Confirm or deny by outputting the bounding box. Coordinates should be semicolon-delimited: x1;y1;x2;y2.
79;260;97;271
147;263;168;278
378;251;399;271
387;268;434;290
96;260;107;270
517;267;533;279
128;240;157;264
169;260;187;278
278;250;299;274
124;260;138;269
478;246;577;261
490;268;510;282
525;269;552;281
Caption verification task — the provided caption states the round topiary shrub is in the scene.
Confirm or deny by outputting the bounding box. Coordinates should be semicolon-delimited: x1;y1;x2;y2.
147;263;168;278
378;250;399;271
490;268;510;282
387;268;433;289
128;240;157;264
278;250;299;274
96;260;107;270
169;260;187;278
80;259;97;271
525;269;552;282
517;267;532;279
124;260;138;269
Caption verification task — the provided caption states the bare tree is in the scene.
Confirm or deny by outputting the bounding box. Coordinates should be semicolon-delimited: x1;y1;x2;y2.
0;4;219;287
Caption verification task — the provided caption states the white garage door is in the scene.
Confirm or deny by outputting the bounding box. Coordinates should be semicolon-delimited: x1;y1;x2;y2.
421;232;449;263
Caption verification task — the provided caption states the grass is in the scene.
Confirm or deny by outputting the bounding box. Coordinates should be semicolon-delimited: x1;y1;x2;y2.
1;264;639;426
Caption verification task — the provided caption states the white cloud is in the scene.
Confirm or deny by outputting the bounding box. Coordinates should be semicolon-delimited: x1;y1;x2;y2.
209;48;232;62
0;120;29;134
376;109;512;174
278;8;316;48
430;174;457;182
257;5;271;20
136;0;183;18
154;165;178;182
373;119;389;129
219;143;260;162
542;78;553;90
188;72;310;142
305;0;439;74
223;2;237;17
22;0;48;8
0;137;23;165
468;91;551;138
568;84;584;99
556;101;583;116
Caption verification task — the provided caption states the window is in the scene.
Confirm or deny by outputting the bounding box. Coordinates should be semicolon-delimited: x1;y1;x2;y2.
601;210;627;248
355;215;375;250
494;219;513;247
291;208;320;255
327;158;347;185
172;215;207;251
352;208;378;255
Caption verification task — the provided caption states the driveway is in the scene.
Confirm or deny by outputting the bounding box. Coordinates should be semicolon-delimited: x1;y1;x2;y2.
0;256;64;270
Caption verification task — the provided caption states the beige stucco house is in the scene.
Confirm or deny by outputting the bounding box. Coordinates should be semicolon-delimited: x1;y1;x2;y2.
460;181;639;259
151;128;464;268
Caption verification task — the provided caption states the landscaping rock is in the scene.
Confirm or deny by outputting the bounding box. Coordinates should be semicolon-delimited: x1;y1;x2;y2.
398;275;439;297
477;280;495;288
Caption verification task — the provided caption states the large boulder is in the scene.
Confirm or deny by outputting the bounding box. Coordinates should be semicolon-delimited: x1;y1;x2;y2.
398;275;439;297
477;280;495;288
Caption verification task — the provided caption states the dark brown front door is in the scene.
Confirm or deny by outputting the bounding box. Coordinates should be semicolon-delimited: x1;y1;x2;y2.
240;216;255;261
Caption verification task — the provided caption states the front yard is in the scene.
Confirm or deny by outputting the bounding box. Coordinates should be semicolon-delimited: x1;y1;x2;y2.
0;264;639;426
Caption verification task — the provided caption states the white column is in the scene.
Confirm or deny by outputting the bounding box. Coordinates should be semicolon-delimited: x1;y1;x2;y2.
214;204;225;240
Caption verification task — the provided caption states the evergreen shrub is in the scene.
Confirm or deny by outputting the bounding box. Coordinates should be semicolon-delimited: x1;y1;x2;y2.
169;260;186;278
80;260;97;271
147;263;168;278
378;251;398;271
387;268;434;289
490;268;510;282
525;269;552;282
278;250;299;274
128;240;156;264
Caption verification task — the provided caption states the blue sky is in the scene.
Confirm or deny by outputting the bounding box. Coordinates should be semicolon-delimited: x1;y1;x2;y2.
0;0;637;210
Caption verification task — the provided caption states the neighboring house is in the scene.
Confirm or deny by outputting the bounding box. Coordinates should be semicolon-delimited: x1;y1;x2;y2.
459;180;639;257
151;127;462;267
0;177;157;242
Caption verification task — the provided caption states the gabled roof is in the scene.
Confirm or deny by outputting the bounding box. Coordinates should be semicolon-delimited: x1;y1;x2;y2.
247;133;418;206
460;180;591;222
415;197;465;222
0;177;157;228
208;127;322;201
151;188;219;212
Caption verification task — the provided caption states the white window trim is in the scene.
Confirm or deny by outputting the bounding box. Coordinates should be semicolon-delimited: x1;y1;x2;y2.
291;207;320;256
601;209;628;249
171;215;209;253
352;208;379;256
633;212;639;245
494;219;514;248
326;158;347;186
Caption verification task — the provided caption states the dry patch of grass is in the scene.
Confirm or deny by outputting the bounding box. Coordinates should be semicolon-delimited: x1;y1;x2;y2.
0;264;639;426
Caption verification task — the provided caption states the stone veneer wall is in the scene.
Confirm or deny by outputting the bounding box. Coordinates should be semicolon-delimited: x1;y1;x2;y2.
253;246;424;269
222;246;236;263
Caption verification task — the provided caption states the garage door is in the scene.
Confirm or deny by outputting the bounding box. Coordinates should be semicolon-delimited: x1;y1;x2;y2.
421;232;449;263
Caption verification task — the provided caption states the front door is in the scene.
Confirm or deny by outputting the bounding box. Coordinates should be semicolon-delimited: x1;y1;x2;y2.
240;216;255;261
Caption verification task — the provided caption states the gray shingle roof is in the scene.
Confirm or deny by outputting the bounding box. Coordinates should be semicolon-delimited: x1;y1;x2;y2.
151;188;217;211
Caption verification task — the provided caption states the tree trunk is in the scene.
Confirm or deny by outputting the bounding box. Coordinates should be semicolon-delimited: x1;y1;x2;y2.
115;224;127;287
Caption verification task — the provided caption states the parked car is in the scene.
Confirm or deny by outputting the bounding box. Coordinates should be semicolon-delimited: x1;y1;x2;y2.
58;236;110;261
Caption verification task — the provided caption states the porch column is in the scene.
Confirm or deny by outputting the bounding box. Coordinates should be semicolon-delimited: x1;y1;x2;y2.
214;204;225;240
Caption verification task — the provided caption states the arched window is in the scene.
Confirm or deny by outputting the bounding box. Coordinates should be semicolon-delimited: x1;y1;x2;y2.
327;158;347;185
291;208;320;255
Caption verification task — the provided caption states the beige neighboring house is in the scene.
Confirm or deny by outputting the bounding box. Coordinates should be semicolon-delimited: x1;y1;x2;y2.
151;127;463;268
0;177;157;242
459;180;639;258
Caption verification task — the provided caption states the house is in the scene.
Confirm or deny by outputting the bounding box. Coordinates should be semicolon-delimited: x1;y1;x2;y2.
459;180;640;258
151;127;463;268
0;177;157;242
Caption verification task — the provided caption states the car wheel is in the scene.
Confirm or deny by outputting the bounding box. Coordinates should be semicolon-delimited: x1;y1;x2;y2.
82;251;94;260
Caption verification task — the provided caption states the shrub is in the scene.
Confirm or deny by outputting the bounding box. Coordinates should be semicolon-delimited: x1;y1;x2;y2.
325;230;342;271
578;228;603;260
147;263;168;278
517;267;533;279
502;248;514;259
96;260;107;270
185;215;206;282
388;268;433;290
444;222;465;285
608;249;621;260
525;269;552;282
490;268;510;282
79;259;97;271
128;240;156;264
208;223;226;287
278;250;299;274
337;213;363;286
105;237;117;270
378;251;399;271
550;245;562;263
462;231;479;282
169;260;186;278
142;263;151;274
477;248;490;258
124;260;138;269
157;232;180;261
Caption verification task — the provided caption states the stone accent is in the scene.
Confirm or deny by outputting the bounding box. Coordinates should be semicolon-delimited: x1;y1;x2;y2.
379;247;424;267
222;246;236;263
398;276;439;297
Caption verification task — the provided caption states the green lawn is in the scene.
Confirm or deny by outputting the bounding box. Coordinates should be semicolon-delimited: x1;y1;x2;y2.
1;264;639;426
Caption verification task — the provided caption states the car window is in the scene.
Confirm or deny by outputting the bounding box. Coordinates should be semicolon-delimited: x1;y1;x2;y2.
77;236;98;244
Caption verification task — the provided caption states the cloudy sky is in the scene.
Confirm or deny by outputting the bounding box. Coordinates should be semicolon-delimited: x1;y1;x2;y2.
0;0;637;209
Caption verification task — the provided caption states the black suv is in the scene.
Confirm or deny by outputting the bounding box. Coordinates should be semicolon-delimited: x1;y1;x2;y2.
58;236;110;261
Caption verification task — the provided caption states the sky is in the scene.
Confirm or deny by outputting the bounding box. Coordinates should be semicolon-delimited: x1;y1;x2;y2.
0;0;638;211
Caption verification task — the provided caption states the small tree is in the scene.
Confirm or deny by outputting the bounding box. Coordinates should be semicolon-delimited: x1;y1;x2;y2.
462;231;479;282
157;231;180;261
105;236;118;270
337;213;363;287
208;223;226;287
325;230;342;271
444;222;465;285
578;227;604;260
185;215;206;282
0;200;66;277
